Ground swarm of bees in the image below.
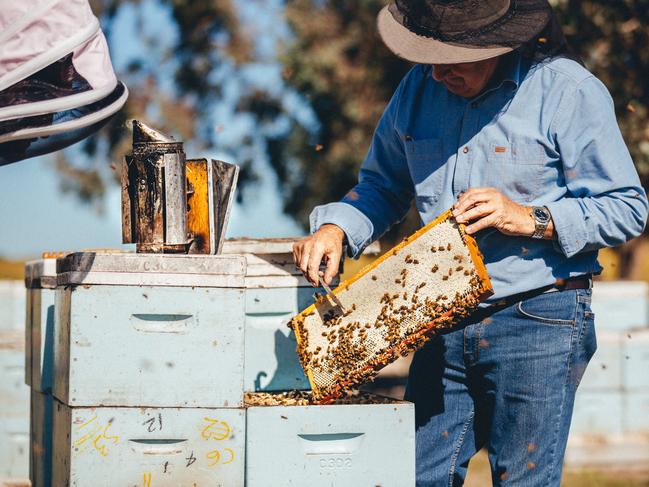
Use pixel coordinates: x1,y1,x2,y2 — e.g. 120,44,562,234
289,211,493,402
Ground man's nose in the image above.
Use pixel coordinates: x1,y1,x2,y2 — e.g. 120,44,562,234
432,65,452,81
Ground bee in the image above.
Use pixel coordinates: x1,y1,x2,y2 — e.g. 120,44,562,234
431,246,437,253
442,275,449,281
413,259,419,265
447,243,452,251
371,275,377,281
431,265,439,273
456,266,464,272
438,245,445,251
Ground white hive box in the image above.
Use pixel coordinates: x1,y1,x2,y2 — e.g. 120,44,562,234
30,390,54,487
24,257,58,391
52,400,245,487
578,331,624,391
245,395,415,487
565,434,649,469
222,238,324,392
0,330,29,482
625,391,649,433
591,281,649,331
622,329,649,391
0,417,29,482
0,280,25,331
570,390,623,436
53,252,247,407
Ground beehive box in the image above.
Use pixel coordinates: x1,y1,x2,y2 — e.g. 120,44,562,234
24,257,58,391
30,390,54,487
291,210,492,401
591,281,649,331
53,252,247,407
0,416,29,481
625,391,649,432
565,435,649,469
244,392,415,487
570,390,624,436
578,331,624,391
0,330,29,481
52,400,245,487
623,329,649,391
0,280,25,331
222,238,337,392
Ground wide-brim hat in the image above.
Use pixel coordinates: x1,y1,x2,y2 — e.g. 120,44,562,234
378,0,553,65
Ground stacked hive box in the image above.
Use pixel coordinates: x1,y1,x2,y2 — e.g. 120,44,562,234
50,252,248,486
222,238,316,392
24,257,60,487
35,242,414,486
221,239,415,487
0,279,29,483
566,281,649,468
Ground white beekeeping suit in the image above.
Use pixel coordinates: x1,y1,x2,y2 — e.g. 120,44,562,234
0,0,128,165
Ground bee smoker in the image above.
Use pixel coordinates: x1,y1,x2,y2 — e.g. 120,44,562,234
121,121,189,253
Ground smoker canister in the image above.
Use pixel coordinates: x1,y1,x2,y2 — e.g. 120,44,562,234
121,121,189,253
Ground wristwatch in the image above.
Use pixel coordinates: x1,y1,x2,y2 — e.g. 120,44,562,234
531,206,551,239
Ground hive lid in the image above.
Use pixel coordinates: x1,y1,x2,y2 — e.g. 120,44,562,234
222,238,381,256
57,252,246,288
222,237,301,255
24,256,59,289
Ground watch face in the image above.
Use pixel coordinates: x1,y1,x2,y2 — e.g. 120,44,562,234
533,207,551,224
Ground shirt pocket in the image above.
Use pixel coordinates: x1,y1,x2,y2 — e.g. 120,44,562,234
404,138,445,212
483,140,545,203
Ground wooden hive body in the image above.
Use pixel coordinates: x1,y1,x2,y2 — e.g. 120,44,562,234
291,210,493,401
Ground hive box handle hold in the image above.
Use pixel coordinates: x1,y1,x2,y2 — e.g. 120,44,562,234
298,433,365,455
129,438,188,455
130,313,194,334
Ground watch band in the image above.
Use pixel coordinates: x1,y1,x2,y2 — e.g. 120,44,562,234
531,206,551,239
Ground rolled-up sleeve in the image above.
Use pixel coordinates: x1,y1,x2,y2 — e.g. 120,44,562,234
546,75,648,258
310,73,415,258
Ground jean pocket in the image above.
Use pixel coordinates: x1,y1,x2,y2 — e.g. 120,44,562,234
516,290,578,326
405,138,444,204
483,140,545,203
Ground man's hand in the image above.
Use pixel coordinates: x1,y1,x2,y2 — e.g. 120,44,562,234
452,187,538,237
293,224,345,286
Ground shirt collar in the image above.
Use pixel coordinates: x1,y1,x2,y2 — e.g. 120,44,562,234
470,50,524,103
499,49,524,88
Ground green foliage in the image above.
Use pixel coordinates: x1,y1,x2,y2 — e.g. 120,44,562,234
58,0,251,208
552,0,649,182
275,0,412,229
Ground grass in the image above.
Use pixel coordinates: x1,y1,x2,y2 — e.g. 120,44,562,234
465,450,649,487
0,258,25,280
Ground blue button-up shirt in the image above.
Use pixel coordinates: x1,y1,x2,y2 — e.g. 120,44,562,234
310,52,648,301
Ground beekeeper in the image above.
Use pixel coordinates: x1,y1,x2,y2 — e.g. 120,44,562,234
293,1,648,485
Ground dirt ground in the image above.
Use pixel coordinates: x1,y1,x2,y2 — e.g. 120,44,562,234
465,450,649,487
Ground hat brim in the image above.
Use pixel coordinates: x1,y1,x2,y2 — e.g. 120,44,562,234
377,3,548,64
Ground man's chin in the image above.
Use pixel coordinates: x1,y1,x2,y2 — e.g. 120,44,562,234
445,83,473,98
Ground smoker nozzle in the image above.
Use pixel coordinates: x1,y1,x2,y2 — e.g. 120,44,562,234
131,120,176,144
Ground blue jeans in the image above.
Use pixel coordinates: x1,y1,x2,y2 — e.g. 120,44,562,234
405,288,596,486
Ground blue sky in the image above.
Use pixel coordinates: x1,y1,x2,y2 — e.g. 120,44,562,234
0,0,306,260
